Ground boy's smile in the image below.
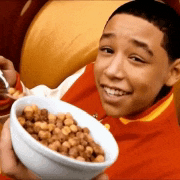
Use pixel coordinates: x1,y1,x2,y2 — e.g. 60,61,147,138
94,14,172,118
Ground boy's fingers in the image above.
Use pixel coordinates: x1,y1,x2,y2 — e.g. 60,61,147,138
0,119,40,180
0,56,9,69
0,119,19,173
92,172,109,180
0,56,14,70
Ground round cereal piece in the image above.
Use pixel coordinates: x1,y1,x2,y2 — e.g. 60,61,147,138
62,141,71,149
40,122,48,130
70,124,78,133
64,118,74,126
48,143,58,151
48,114,57,124
73,137,80,145
80,139,88,147
34,113,41,122
69,147,79,158
93,145,104,156
68,138,78,147
68,132,76,138
41,109,48,116
26,127,34,134
77,144,85,152
86,146,93,154
56,121,63,129
85,146,93,158
38,130,51,140
62,126,71,136
84,133,93,143
58,132,68,142
53,140,61,149
89,141,97,148
31,104,39,114
53,127,61,135
48,141,60,152
18,116,26,126
31,134,39,141
76,132,84,139
12,90,20,98
48,134,58,144
76,126,83,132
33,122,41,133
25,113,34,121
48,124,55,132
82,127,90,134
8,87,16,95
93,155,105,162
90,155,95,162
76,156,85,162
24,106,34,114
65,112,73,119
57,113,66,121
40,140,48,147
59,145,69,153
40,114,48,122
79,151,88,161
25,121,34,127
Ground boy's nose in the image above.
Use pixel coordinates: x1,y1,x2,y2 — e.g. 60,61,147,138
104,55,125,79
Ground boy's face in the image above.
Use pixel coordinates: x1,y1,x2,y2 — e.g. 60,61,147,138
94,14,172,118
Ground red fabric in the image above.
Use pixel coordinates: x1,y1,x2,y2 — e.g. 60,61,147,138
61,63,180,179
61,64,106,121
0,73,22,107
0,174,11,180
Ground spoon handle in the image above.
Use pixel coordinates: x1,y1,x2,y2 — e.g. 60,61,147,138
0,70,9,93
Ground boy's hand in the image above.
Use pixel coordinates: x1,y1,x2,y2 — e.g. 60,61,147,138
0,56,17,87
0,119,40,180
0,119,108,180
92,172,109,180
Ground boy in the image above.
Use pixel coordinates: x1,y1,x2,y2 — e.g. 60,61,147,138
1,0,180,179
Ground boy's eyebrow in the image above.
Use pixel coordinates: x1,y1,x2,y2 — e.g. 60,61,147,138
130,39,154,57
100,33,115,41
100,33,154,57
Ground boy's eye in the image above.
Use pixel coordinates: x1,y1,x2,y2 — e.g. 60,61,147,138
130,56,145,63
99,47,114,54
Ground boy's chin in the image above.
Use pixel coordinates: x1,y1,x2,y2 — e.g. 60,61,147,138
103,107,123,118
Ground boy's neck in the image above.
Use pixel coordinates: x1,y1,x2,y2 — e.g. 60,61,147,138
154,85,172,104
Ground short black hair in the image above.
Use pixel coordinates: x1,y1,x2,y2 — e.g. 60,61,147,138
106,0,180,62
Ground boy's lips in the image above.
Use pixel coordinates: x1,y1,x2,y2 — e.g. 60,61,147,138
100,84,132,102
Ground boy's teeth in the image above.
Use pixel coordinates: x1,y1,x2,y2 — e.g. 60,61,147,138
104,86,127,96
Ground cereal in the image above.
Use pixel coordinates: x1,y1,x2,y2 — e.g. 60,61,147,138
8,87,25,99
76,156,85,162
17,105,105,163
64,118,74,126
18,117,26,126
70,124,78,133
48,124,56,132
62,126,71,135
48,114,56,124
8,87,16,95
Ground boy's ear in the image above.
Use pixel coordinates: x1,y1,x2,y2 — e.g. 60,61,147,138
165,58,180,86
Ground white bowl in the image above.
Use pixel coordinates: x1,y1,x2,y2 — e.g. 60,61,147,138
10,96,119,180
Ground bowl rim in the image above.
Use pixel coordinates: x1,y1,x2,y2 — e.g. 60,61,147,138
10,95,119,170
